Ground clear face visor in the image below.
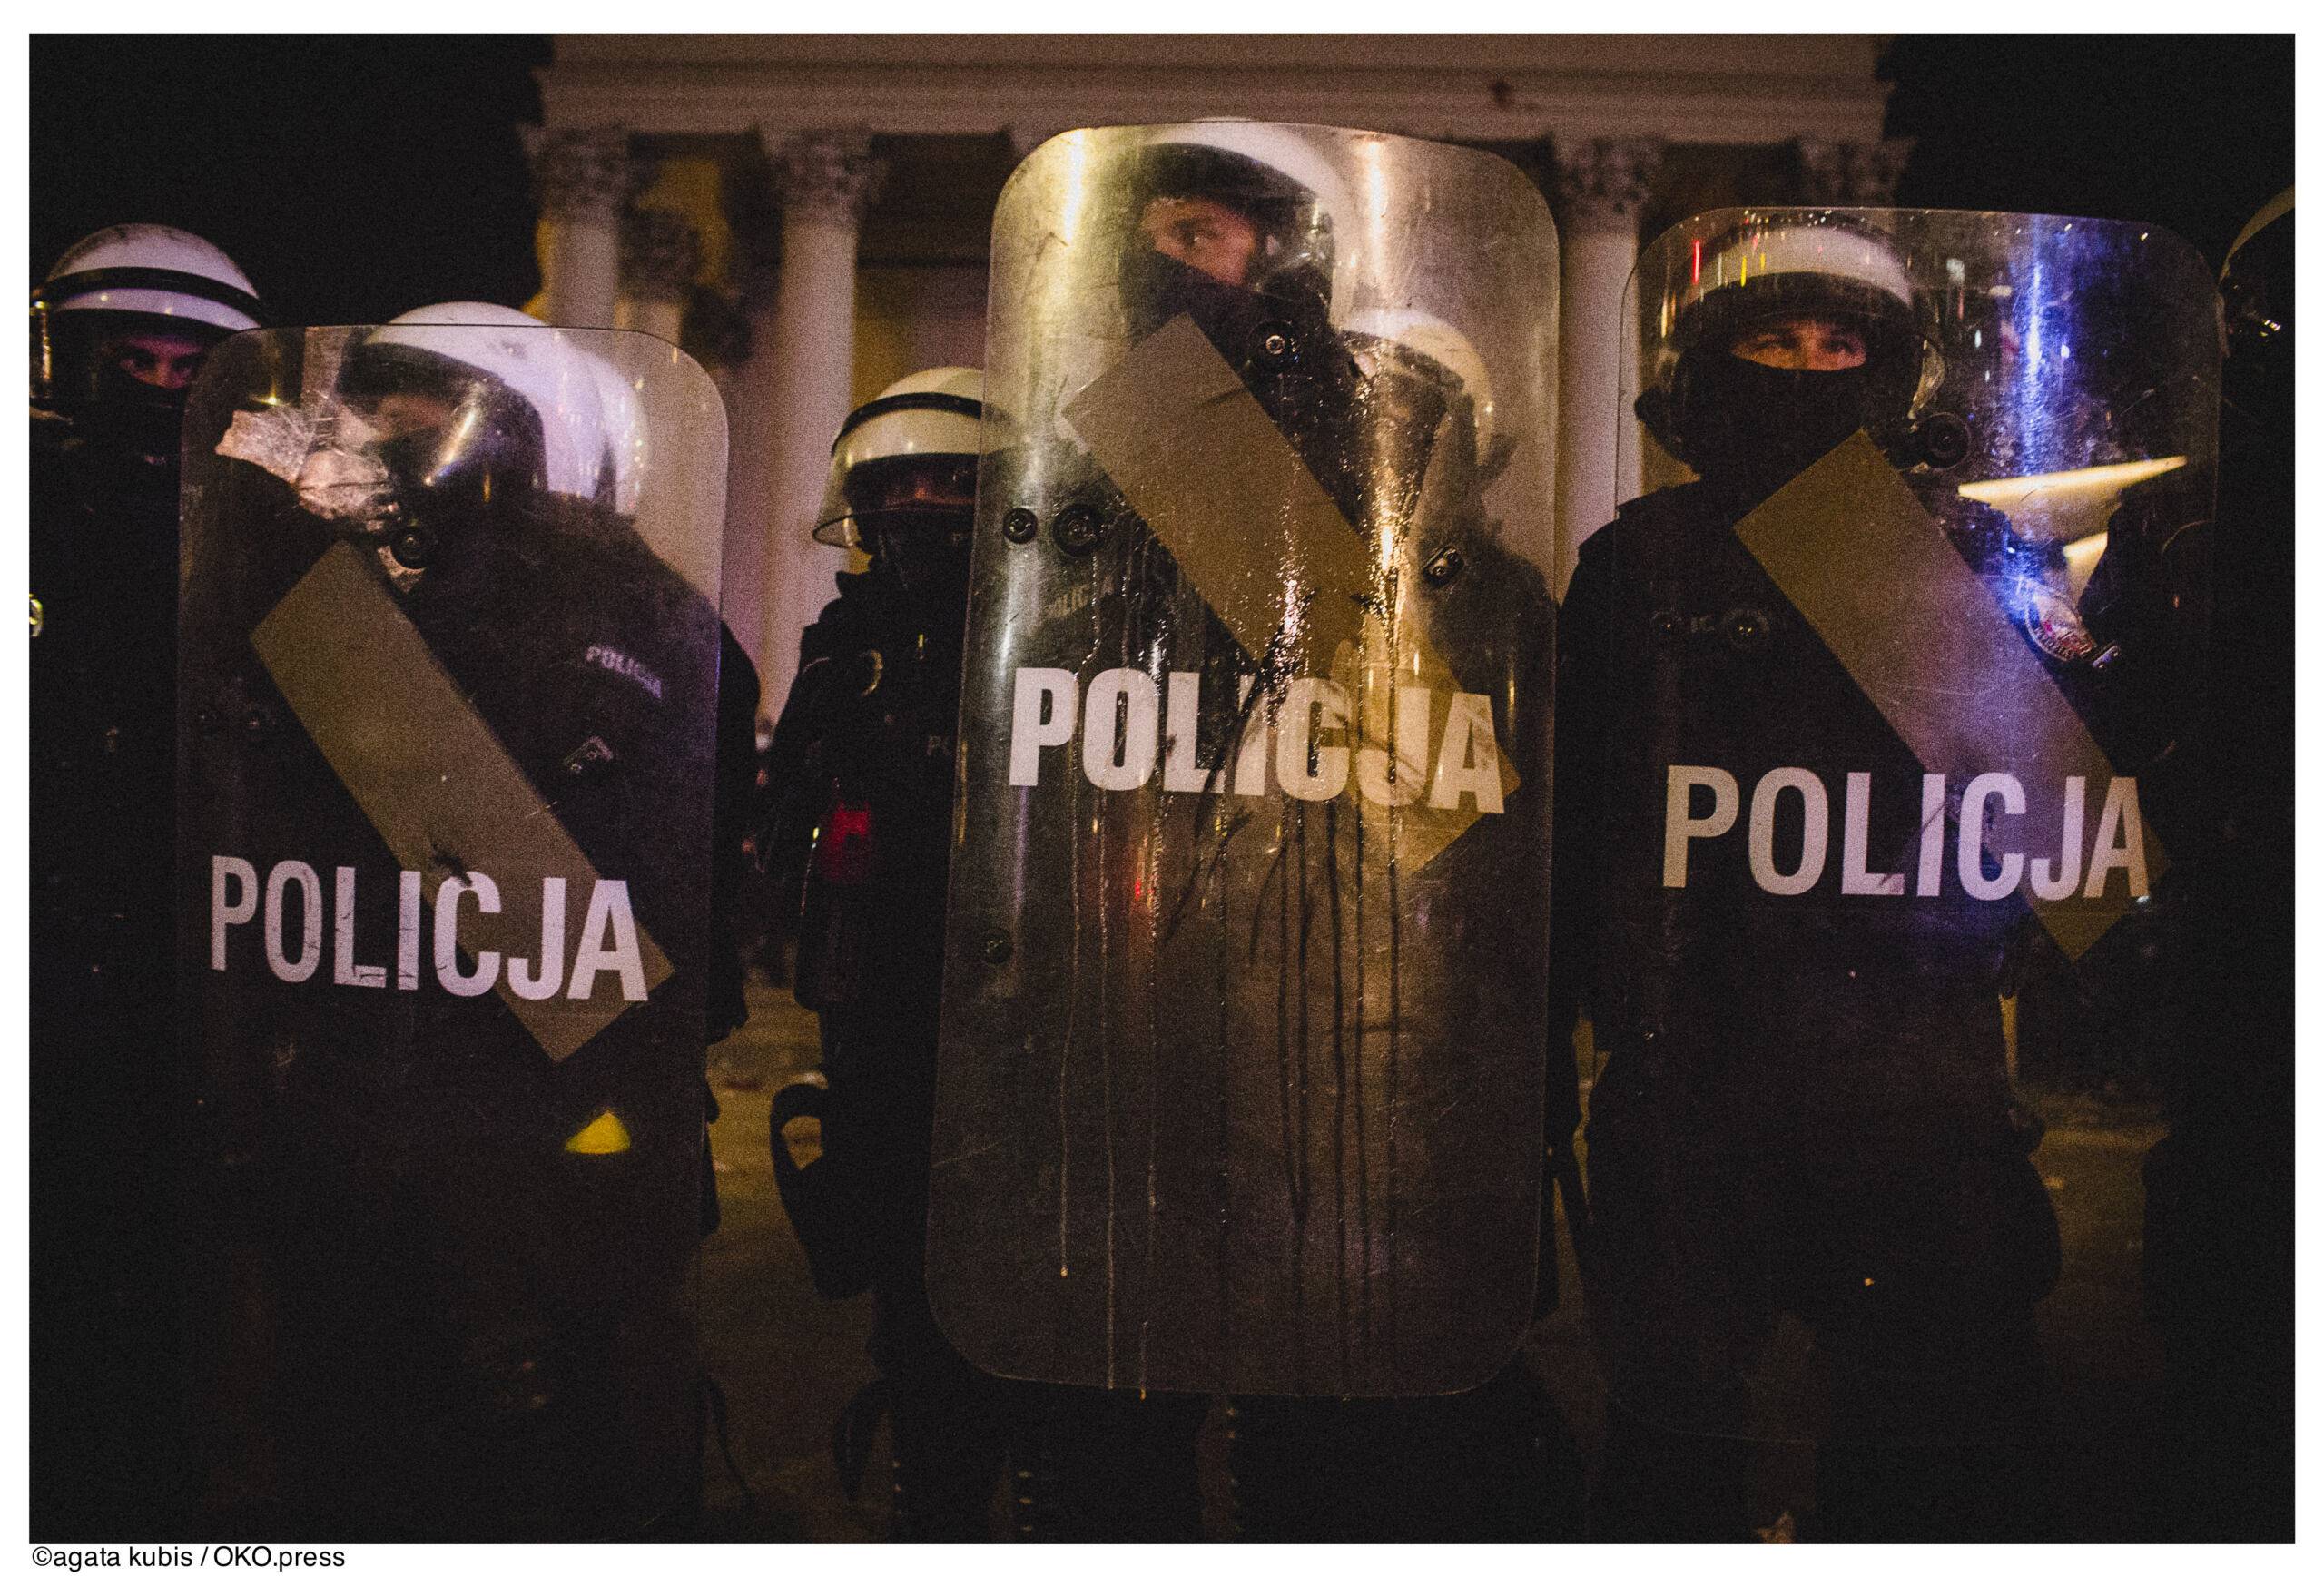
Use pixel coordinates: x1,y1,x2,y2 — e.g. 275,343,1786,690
31,307,236,407
336,343,544,498
815,446,980,547
1110,133,1346,314
848,452,979,517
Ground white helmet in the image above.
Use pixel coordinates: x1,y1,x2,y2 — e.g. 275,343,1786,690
350,302,614,504
35,223,262,332
1639,213,1944,470
31,224,264,429
814,366,984,549
1344,306,1498,468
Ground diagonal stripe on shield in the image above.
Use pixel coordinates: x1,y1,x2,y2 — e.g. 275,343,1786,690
1734,432,2168,961
251,538,673,1061
1064,314,1520,872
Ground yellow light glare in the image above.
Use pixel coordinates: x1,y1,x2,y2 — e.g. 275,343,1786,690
1958,456,2189,544
565,1109,633,1155
1957,454,2187,506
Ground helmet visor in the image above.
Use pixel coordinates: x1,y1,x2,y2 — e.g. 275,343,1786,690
815,450,979,547
32,307,235,407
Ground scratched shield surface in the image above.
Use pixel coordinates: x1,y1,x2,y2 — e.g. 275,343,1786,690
1573,210,2218,1442
175,324,727,1533
930,124,1561,1396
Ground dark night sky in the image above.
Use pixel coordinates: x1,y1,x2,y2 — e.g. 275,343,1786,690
31,34,551,327
1882,34,2295,266
29,34,2295,322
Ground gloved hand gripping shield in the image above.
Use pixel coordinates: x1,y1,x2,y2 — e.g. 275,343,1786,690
175,320,727,1535
1566,210,2219,1445
931,123,1561,1397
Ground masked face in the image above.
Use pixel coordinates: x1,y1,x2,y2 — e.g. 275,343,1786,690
1118,182,1342,352
34,310,238,507
862,511,974,604
847,453,977,606
1640,309,1907,493
106,329,213,392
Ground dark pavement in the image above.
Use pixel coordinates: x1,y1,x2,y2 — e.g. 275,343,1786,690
695,981,2180,1541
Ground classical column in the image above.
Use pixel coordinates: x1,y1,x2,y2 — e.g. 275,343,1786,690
1550,136,1662,595
615,206,702,347
717,242,783,685
1794,137,1916,206
751,129,886,714
526,126,632,330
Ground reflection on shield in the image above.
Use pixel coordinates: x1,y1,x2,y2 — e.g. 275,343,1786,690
930,123,1561,1397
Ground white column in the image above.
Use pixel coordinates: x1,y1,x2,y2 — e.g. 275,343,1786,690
615,206,701,348
1550,137,1662,598
1794,137,1915,206
717,250,784,694
526,126,631,330
752,129,886,714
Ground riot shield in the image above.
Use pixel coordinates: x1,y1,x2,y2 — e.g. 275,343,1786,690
175,322,727,1537
1567,209,2217,1468
930,123,1561,1396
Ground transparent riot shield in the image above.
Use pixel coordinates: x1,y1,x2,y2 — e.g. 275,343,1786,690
930,123,1561,1396
1567,209,2217,1470
175,323,727,1537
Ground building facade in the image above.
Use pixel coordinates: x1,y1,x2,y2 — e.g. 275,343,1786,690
529,34,1905,710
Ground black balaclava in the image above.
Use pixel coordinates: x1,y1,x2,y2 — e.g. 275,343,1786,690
1648,350,1889,497
1118,242,1335,355
32,309,236,512
845,453,977,637
861,510,974,632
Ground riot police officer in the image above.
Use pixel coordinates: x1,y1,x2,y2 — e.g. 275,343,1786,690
179,302,737,1537
30,223,265,1537
927,123,1571,1540
1557,214,2076,1542
1107,130,1574,1538
765,368,1026,1540
2139,190,2293,1540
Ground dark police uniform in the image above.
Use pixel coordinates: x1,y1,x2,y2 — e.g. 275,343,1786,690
2138,196,2292,1541
1556,468,2076,1541
29,403,195,1536
766,564,1035,1540
182,420,743,1539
